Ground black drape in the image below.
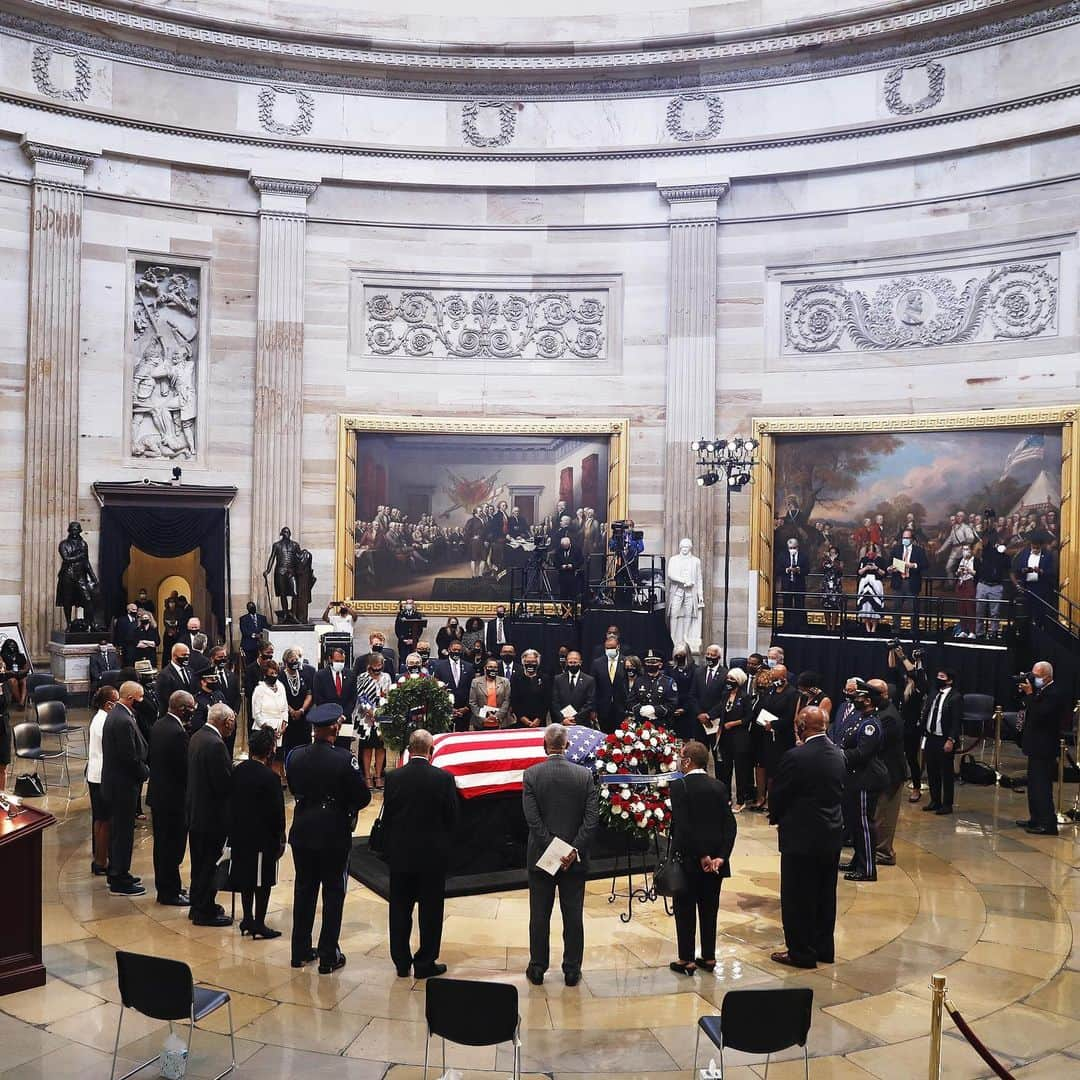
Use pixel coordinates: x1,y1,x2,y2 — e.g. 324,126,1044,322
99,505,227,636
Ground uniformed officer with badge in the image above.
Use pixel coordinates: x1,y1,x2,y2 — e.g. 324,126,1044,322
626,648,679,724
286,703,371,973
833,679,887,882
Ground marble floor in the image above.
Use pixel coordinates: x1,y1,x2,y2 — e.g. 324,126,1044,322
4,739,1079,1079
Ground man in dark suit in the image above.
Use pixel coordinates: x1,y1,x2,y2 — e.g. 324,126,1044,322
522,724,599,986
313,647,358,718
763,664,800,763
101,680,150,896
668,740,737,971
769,705,847,969
589,635,628,734
1011,532,1057,627
175,616,201,650
156,643,197,714
113,604,141,665
431,641,474,731
688,644,727,747
777,538,808,631
888,528,927,635
496,643,523,682
394,599,425,661
1017,661,1069,835
239,601,269,665
187,632,211,678
245,642,275,713
485,605,510,655
89,640,122,695
208,646,241,713
382,728,460,978
869,678,907,866
921,667,963,815
354,631,397,681
186,702,235,926
550,650,595,726
149,690,194,905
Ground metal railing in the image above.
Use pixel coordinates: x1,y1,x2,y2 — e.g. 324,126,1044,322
928,973,1015,1079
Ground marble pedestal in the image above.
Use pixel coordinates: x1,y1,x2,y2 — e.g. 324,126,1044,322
46,640,96,700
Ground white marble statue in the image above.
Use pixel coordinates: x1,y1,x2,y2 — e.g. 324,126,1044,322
667,537,704,655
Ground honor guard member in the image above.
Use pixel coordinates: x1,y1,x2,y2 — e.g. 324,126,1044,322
626,648,679,725
834,679,888,882
286,703,371,974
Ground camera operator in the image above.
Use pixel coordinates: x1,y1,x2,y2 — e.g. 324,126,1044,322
888,643,928,802
609,519,645,582
1016,661,1069,835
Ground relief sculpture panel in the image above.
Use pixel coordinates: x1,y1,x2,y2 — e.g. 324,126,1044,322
129,262,202,458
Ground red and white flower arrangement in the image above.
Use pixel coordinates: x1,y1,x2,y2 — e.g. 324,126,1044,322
594,718,680,839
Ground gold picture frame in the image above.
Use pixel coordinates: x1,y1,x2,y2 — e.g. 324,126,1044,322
749,406,1080,622
335,414,631,614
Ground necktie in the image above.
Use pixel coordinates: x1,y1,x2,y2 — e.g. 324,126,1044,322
930,692,944,735
497,620,504,643
451,661,459,684
609,659,616,681
706,668,713,685
335,672,342,695
791,551,796,567
571,674,577,689
180,666,188,686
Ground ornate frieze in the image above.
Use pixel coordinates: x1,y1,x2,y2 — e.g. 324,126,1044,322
782,259,1059,354
884,61,946,115
257,86,315,136
31,44,90,101
129,263,202,458
665,93,724,142
462,101,517,147
364,286,607,360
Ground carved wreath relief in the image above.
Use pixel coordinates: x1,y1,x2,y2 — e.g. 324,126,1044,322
130,263,201,458
31,45,91,102
365,288,606,359
665,93,725,141
784,262,1058,353
461,101,517,147
883,61,946,115
257,86,315,136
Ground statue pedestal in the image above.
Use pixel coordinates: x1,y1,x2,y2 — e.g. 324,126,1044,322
267,623,330,664
46,634,97,702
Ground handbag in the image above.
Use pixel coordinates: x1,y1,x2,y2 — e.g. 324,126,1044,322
368,804,387,858
654,849,689,898
13,773,46,798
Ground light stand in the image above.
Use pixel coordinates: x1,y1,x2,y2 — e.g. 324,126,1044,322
691,437,759,662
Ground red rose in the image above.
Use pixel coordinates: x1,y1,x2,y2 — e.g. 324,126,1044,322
605,734,619,745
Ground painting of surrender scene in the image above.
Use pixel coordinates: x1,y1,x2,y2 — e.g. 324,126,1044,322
772,426,1063,593
352,432,611,602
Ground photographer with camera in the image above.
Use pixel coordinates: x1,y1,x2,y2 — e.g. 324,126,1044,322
1016,661,1069,835
888,643,928,802
609,519,645,582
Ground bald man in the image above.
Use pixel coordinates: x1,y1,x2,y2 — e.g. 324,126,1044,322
768,706,847,969
101,680,150,896
1017,661,1069,835
148,690,195,905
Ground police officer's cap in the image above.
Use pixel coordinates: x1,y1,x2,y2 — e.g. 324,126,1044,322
643,648,664,661
849,678,871,694
309,703,344,727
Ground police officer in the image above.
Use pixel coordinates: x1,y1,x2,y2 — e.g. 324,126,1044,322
286,703,371,973
626,648,678,724
834,679,887,882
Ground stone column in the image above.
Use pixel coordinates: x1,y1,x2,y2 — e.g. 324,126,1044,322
21,141,96,659
249,177,318,606
658,181,730,650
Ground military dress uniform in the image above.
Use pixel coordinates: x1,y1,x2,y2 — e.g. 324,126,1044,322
833,689,887,882
626,650,679,724
286,704,371,973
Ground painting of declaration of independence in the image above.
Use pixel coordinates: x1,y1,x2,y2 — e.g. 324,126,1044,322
352,433,610,602
772,425,1063,591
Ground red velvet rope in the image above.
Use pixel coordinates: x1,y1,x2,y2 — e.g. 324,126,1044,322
944,1002,1016,1080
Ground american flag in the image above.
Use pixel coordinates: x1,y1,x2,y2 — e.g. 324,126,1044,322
423,726,605,799
1001,433,1044,480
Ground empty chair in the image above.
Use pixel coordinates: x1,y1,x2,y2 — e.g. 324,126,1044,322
98,668,125,691
35,698,87,786
13,722,66,793
961,692,995,740
112,951,235,1080
25,672,56,706
694,987,813,1078
32,682,69,723
423,977,521,1080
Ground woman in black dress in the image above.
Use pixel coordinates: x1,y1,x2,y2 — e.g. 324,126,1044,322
1,637,28,709
279,647,313,761
747,667,774,812
160,597,181,664
435,617,463,658
717,667,754,810
229,727,286,939
820,546,844,632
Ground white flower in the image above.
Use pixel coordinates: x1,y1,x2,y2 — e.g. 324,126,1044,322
606,762,617,773
446,692,455,702
620,810,629,819
628,757,638,767
599,786,610,799
397,676,405,685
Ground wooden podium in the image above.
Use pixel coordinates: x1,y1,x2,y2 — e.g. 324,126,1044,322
0,802,56,995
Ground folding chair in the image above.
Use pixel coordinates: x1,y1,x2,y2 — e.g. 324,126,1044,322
423,976,521,1079
13,722,66,792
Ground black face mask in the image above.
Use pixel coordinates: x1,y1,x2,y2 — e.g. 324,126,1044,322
178,656,189,667
566,663,581,674
501,656,515,665
705,657,720,667
287,660,299,670
524,665,538,675
673,656,686,666
371,644,383,652
419,651,430,660
449,652,462,662
486,669,498,678
246,605,256,614
407,666,421,674
264,676,277,685
724,680,738,690
644,664,662,676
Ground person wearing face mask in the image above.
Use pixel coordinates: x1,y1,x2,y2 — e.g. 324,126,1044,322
778,538,808,631
888,529,927,636
589,635,629,734
354,631,397,681
245,643,275,716
251,660,289,749
155,643,196,712
435,617,463,658
415,640,436,675
745,653,765,678
469,658,512,729
954,544,978,638
1016,661,1068,835
148,690,195,907
485,605,510,655
626,650,677,724
314,647,358,729
395,598,426,661
240,600,269,665
355,654,392,789
689,644,727,749
89,638,122,696
746,667,776,811
759,666,800,782
868,677,907,866
920,668,963,815
497,645,522,682
131,610,160,667
280,647,314,760
766,646,784,670
511,649,550,728
668,647,697,739
717,667,754,808
556,536,584,616
433,642,475,731
833,679,887,882
191,667,225,735
975,533,1010,639
1010,529,1057,628
550,650,596,726
114,603,142,665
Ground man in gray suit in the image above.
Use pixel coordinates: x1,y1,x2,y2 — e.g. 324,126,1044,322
522,724,599,986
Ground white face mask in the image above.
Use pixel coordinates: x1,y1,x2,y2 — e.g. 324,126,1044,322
1033,676,1045,689
767,658,778,669
997,545,1006,554
605,648,618,659
902,538,912,547
331,661,344,673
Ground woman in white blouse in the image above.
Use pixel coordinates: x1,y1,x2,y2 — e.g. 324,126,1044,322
86,684,119,876
250,659,289,747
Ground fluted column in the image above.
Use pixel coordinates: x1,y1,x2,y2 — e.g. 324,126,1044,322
659,181,730,649
249,177,317,604
21,141,96,659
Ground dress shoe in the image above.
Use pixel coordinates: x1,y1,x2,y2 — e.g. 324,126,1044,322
525,965,544,985
109,880,147,896
395,964,412,978
318,951,347,975
91,861,108,876
837,862,854,873
1015,819,1034,828
250,924,281,940
414,962,447,979
770,951,816,969
875,855,896,866
564,971,581,986
291,949,318,968
844,871,877,881
1025,825,1059,836
192,913,232,927
238,918,255,936
935,806,953,815
921,803,941,812
157,895,190,907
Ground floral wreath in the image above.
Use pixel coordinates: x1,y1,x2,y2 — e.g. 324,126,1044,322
595,717,681,839
375,672,454,752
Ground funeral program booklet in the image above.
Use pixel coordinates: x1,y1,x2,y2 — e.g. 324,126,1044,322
536,837,574,876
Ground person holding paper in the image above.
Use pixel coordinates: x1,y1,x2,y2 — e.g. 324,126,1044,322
668,740,737,975
887,529,927,635
469,659,512,729
689,644,728,754
856,545,887,634
1010,530,1056,627
510,649,551,727
522,724,599,986
550,651,596,726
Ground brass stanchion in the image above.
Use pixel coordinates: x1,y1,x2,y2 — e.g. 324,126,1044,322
1056,738,1068,826
991,704,1003,779
928,973,947,1080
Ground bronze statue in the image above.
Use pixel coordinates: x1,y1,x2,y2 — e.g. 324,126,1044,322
264,526,303,624
295,547,316,624
56,521,102,627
